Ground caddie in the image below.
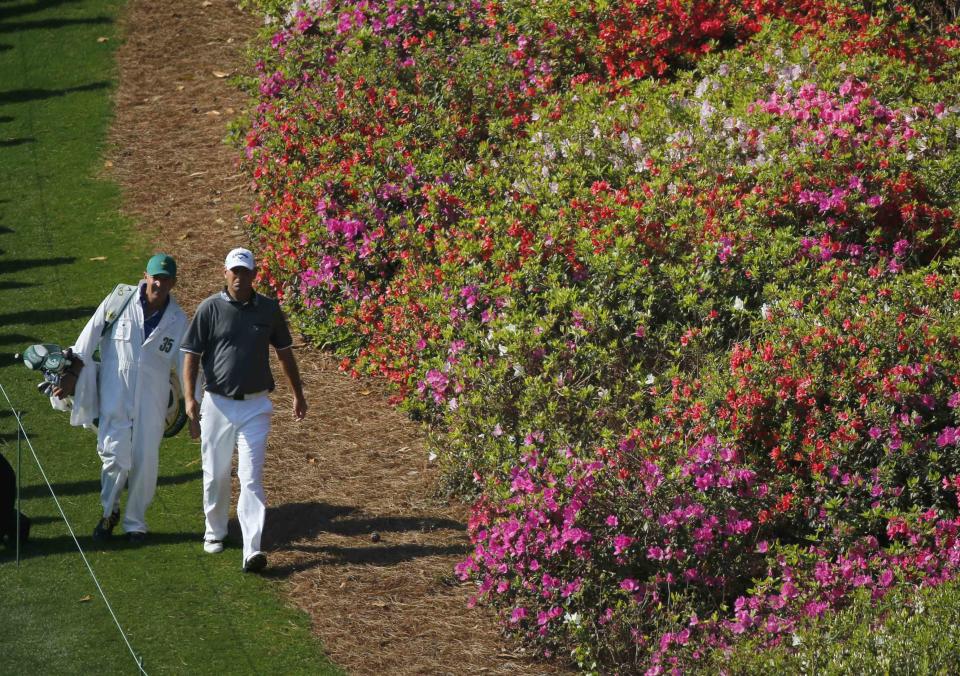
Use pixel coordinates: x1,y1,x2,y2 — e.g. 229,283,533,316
54,253,188,543
181,247,307,573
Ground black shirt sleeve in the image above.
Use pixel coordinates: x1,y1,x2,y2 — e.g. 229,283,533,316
270,303,294,350
181,298,213,354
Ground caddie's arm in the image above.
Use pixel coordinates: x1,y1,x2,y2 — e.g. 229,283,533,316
53,293,110,399
276,346,307,420
51,352,84,399
183,351,202,439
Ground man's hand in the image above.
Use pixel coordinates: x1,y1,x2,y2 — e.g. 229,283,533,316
293,394,308,420
51,372,77,399
52,349,84,399
276,345,307,420
185,397,201,439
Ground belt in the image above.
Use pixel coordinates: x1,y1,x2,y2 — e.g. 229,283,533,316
232,390,269,401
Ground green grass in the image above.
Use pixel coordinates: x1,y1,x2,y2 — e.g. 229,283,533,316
0,1,338,673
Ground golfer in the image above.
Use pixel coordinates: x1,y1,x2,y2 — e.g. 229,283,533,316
181,247,307,573
55,253,188,543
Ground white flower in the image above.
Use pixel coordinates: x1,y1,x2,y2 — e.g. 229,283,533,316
695,77,711,99
733,297,746,311
448,398,458,411
564,612,582,626
699,100,716,127
645,374,655,385
498,344,509,356
761,303,771,320
428,452,437,462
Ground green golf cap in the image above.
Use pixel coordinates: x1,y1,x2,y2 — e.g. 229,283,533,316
146,253,177,278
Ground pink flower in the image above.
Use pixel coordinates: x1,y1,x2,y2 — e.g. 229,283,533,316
613,534,634,555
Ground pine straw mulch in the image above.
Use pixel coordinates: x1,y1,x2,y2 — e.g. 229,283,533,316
106,1,569,674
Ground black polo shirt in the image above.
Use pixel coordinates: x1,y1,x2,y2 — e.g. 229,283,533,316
181,289,293,398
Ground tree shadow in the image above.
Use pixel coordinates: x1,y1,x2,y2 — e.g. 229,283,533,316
16,514,57,525
0,81,109,105
0,115,13,123
0,306,96,327
0,16,112,35
262,543,471,578
0,334,41,350
0,137,32,148
0,45,11,54
0,256,75,274
0,226,13,234
254,501,469,577
0,529,199,561
0,281,37,291
0,0,82,22
19,470,201,499
0,431,28,444
261,501,465,549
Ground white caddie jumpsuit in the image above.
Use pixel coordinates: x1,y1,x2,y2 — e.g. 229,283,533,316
70,282,188,534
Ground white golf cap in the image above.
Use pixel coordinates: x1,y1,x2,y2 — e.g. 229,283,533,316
224,247,255,271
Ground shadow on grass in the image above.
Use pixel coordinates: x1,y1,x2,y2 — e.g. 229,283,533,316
0,281,36,291
0,137,32,147
0,306,96,326
0,333,41,346
0,16,112,35
0,81,109,105
0,116,12,124
0,256,75,274
0,0,83,22
0,225,13,234
0,45,11,54
0,529,200,561
16,514,58,526
19,470,201,499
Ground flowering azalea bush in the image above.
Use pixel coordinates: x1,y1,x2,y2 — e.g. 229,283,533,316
237,0,960,671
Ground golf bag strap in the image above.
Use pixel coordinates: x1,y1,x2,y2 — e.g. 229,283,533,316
100,283,138,337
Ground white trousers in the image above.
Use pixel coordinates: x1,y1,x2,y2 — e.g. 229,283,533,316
98,418,159,534
200,392,272,564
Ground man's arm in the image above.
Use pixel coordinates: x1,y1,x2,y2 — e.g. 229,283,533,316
275,346,307,420
183,351,202,438
51,292,111,399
